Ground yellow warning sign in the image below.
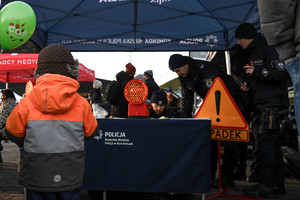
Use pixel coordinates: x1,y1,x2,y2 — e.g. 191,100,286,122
194,77,249,142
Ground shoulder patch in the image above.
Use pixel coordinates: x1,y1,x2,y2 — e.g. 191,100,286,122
271,60,285,71
262,69,269,77
204,77,214,88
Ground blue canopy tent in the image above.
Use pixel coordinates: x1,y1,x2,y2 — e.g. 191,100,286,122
1,0,259,74
1,0,259,52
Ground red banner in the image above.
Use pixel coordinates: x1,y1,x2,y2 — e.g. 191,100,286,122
0,53,95,83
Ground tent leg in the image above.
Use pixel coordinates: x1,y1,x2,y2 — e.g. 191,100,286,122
225,51,231,75
103,191,107,200
5,82,8,89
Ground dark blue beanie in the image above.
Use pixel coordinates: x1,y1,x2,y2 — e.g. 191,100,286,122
150,90,167,105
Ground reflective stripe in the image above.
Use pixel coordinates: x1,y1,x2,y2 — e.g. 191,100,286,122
24,120,84,153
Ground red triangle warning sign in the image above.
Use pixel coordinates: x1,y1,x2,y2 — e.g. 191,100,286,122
195,77,247,130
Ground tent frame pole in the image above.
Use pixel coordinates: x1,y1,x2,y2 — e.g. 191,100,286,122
225,51,231,75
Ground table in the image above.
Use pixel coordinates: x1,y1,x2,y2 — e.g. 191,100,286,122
82,118,211,194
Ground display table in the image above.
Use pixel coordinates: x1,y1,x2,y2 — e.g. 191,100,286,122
82,118,211,193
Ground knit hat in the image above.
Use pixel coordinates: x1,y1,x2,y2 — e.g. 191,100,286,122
35,43,79,80
150,90,167,105
125,63,136,74
166,86,173,93
144,70,153,78
93,79,102,89
235,23,257,39
169,54,188,70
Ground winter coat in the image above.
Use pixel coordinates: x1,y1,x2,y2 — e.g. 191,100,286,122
91,88,103,104
110,71,132,118
0,98,16,139
243,35,289,108
180,58,242,117
257,0,300,60
5,74,99,192
145,77,160,100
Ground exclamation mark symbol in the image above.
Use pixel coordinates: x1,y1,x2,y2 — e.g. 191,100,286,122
215,90,221,122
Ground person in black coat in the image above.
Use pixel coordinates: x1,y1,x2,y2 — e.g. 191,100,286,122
169,54,244,118
149,90,180,119
110,71,133,118
168,54,245,188
0,89,17,163
143,70,160,100
235,23,289,198
90,79,103,105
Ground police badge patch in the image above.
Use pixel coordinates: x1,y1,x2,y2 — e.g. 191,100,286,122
262,69,269,77
204,77,213,88
271,60,285,71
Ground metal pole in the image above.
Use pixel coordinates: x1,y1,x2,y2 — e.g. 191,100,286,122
225,51,231,75
103,191,107,200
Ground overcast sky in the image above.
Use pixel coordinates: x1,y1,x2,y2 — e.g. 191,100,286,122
71,51,189,85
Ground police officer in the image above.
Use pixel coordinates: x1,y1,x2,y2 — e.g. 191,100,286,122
235,23,289,198
168,54,244,188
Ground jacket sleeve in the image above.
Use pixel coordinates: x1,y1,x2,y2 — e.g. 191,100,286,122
4,104,26,147
257,0,297,60
252,45,289,82
83,101,99,140
181,82,194,118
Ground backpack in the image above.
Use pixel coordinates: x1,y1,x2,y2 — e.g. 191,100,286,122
104,81,122,105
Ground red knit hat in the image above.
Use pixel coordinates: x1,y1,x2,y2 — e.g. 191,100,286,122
125,63,136,74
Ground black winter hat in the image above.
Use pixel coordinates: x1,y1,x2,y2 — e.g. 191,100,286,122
235,23,257,39
35,43,79,80
150,90,167,105
169,54,188,70
144,70,153,78
1,89,16,100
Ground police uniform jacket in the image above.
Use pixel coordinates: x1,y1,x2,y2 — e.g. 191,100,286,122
149,107,180,119
5,74,99,192
243,34,289,108
180,58,242,117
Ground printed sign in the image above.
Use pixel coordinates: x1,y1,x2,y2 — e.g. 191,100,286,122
83,118,211,193
194,77,249,142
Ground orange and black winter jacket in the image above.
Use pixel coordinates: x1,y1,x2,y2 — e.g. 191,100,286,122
5,74,99,192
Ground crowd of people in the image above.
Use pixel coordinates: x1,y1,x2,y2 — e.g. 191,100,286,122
88,22,295,199
0,18,298,200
